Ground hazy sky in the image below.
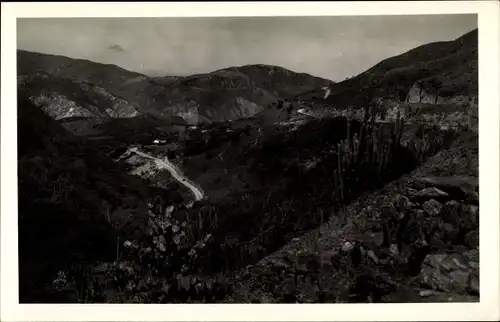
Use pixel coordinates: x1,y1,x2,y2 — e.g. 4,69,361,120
17,15,477,81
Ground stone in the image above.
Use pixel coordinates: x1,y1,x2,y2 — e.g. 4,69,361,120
366,249,380,264
389,244,400,258
419,289,435,297
463,249,479,270
414,176,478,192
419,252,475,294
422,199,443,216
468,274,479,295
464,230,479,249
153,235,167,252
414,187,449,198
439,253,470,272
392,194,415,211
464,204,479,224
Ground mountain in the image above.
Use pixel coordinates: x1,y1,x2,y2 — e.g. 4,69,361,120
18,72,140,120
297,28,478,109
17,50,335,124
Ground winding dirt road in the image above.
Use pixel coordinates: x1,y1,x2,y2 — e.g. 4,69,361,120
127,147,204,201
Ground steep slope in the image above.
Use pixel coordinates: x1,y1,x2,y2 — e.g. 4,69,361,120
18,72,140,120
17,97,159,302
297,28,478,109
221,64,335,98
17,50,334,123
17,49,147,95
121,69,279,123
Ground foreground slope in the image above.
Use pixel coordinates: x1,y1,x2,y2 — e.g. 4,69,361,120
17,97,159,302
227,132,479,303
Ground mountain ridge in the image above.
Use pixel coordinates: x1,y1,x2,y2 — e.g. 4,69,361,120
295,28,478,110
18,50,335,123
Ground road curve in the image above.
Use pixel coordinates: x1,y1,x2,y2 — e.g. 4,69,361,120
128,147,204,201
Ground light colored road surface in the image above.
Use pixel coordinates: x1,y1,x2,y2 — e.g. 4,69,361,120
128,147,204,201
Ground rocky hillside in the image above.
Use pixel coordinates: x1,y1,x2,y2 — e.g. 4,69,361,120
18,73,140,120
18,50,334,124
297,28,478,109
226,132,479,303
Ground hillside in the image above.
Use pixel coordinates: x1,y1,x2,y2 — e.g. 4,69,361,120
16,97,172,302
297,29,478,109
16,27,478,304
18,72,140,120
17,50,334,123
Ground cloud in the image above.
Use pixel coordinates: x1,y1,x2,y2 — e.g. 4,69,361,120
108,44,124,53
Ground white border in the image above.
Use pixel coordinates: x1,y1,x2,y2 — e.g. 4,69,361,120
1,1,499,321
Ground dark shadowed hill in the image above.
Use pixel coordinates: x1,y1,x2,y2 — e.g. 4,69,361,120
18,50,335,124
297,28,478,109
17,50,147,94
16,97,165,302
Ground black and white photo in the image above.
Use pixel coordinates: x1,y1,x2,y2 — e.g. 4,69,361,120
1,2,499,321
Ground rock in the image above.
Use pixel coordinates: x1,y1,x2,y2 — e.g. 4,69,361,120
125,280,136,292
118,262,135,276
463,249,479,263
153,235,167,252
419,289,435,297
419,252,475,294
440,252,470,271
464,229,479,249
414,176,478,192
177,275,191,291
468,274,479,295
389,244,399,258
342,241,356,253
422,199,443,216
392,194,415,211
366,249,380,264
413,187,449,198
464,204,479,224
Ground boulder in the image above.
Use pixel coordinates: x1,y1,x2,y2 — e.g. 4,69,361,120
412,187,449,198
418,251,479,295
422,199,443,216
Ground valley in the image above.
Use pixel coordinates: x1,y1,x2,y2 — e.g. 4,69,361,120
16,28,479,304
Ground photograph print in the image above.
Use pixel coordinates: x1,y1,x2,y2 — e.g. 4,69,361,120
16,14,479,304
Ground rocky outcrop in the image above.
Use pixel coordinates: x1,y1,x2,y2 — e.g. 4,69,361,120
407,82,444,104
19,73,140,121
225,133,479,303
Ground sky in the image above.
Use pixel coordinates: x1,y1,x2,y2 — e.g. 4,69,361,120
17,15,477,82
